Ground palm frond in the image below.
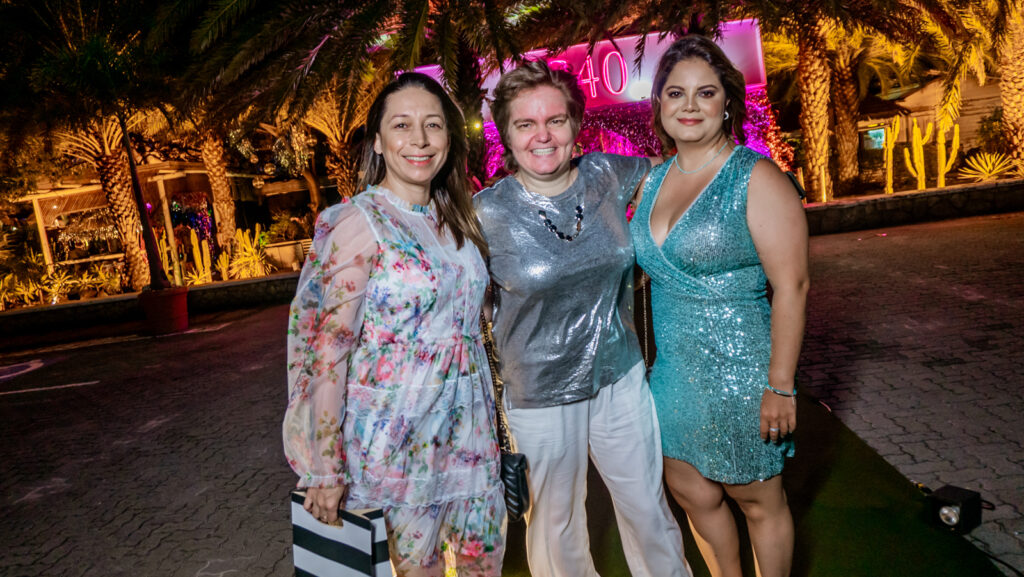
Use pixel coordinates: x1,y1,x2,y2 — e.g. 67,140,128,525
192,0,261,53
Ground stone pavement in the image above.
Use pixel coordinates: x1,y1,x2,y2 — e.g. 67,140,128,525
797,211,1024,574
0,212,1021,576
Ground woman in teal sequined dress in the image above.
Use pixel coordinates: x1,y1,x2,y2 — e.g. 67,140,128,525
629,36,809,577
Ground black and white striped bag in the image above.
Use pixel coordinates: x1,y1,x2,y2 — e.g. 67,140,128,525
290,490,392,577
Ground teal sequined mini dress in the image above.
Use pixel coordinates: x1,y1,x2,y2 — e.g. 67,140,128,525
630,146,793,484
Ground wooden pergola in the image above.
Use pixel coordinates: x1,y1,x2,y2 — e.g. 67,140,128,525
19,161,249,280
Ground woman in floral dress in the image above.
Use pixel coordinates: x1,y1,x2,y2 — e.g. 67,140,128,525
283,72,505,577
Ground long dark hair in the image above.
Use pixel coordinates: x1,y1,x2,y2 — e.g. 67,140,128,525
650,35,748,154
357,72,487,256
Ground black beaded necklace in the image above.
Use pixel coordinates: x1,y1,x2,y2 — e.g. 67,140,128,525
538,203,584,241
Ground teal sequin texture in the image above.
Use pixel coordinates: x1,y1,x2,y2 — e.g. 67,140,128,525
630,146,793,484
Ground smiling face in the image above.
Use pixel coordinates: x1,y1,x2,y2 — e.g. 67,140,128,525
374,86,450,201
505,84,578,186
658,58,729,147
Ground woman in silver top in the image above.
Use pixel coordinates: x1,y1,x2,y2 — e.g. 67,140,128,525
474,59,692,577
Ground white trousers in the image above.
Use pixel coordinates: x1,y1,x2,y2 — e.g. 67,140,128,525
506,361,692,577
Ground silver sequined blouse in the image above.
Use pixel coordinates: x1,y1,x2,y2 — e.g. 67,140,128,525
474,153,651,409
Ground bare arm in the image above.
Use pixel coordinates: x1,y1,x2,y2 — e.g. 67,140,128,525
632,156,665,206
747,159,809,442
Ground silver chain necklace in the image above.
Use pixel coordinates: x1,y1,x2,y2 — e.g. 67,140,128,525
674,140,729,174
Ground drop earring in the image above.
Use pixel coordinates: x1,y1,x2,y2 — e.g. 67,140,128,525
724,111,730,120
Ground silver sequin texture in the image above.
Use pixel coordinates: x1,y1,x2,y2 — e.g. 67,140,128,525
475,153,650,409
630,146,794,484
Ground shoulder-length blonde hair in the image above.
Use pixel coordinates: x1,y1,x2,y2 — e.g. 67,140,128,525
357,72,488,257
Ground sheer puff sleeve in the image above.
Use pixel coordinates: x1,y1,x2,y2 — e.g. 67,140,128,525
283,201,377,488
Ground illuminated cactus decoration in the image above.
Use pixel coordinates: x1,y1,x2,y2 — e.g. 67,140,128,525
158,232,173,280
935,122,960,188
884,116,901,195
903,118,933,190
191,229,213,284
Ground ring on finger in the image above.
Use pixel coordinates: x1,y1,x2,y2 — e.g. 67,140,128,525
769,427,780,432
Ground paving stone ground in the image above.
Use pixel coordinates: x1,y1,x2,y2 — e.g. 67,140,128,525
0,212,1021,576
798,211,1024,575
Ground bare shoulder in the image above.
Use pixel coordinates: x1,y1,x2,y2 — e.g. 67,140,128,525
749,159,801,204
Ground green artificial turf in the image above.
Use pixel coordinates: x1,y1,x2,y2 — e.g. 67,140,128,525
499,396,1002,576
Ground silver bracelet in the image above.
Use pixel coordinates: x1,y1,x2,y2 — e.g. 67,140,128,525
766,383,797,397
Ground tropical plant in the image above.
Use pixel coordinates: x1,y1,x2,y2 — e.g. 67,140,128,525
977,107,1010,154
303,72,386,199
229,226,273,279
0,273,16,310
190,230,213,285
41,269,75,304
903,118,934,190
158,231,174,282
256,121,324,211
73,268,102,298
0,0,172,291
91,263,124,295
215,251,231,282
55,117,152,290
127,103,239,250
958,151,1016,181
153,0,526,183
764,26,916,191
0,231,12,264
13,277,42,306
912,0,1021,166
998,1,1024,164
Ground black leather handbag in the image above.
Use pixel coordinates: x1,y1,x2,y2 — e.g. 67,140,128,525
480,312,530,522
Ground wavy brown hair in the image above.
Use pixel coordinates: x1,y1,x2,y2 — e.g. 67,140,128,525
357,72,487,256
490,59,586,173
651,35,747,155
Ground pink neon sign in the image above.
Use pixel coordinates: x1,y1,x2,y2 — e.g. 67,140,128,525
415,20,766,119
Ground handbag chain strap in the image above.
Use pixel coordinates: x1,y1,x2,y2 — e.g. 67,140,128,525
480,310,515,454
631,167,653,368
639,271,650,365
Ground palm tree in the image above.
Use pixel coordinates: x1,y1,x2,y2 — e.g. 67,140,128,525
0,0,171,290
153,0,525,184
829,25,916,189
56,118,152,290
764,27,915,191
1000,2,1024,164
199,129,238,249
747,0,968,201
303,68,386,199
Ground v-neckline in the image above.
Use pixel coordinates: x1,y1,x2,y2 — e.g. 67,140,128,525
647,147,738,250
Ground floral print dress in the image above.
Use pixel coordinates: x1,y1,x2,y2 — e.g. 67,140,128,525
283,186,504,574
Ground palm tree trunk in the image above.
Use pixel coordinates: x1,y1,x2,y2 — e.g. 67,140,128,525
95,151,149,291
116,111,169,290
797,16,834,202
832,53,860,191
200,133,237,249
326,140,359,199
453,37,487,186
1000,8,1024,165
302,167,323,212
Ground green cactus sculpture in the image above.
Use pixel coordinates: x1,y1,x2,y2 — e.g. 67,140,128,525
902,118,933,190
884,117,901,194
935,122,959,188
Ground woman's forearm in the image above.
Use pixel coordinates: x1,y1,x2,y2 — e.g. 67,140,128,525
767,279,809,392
